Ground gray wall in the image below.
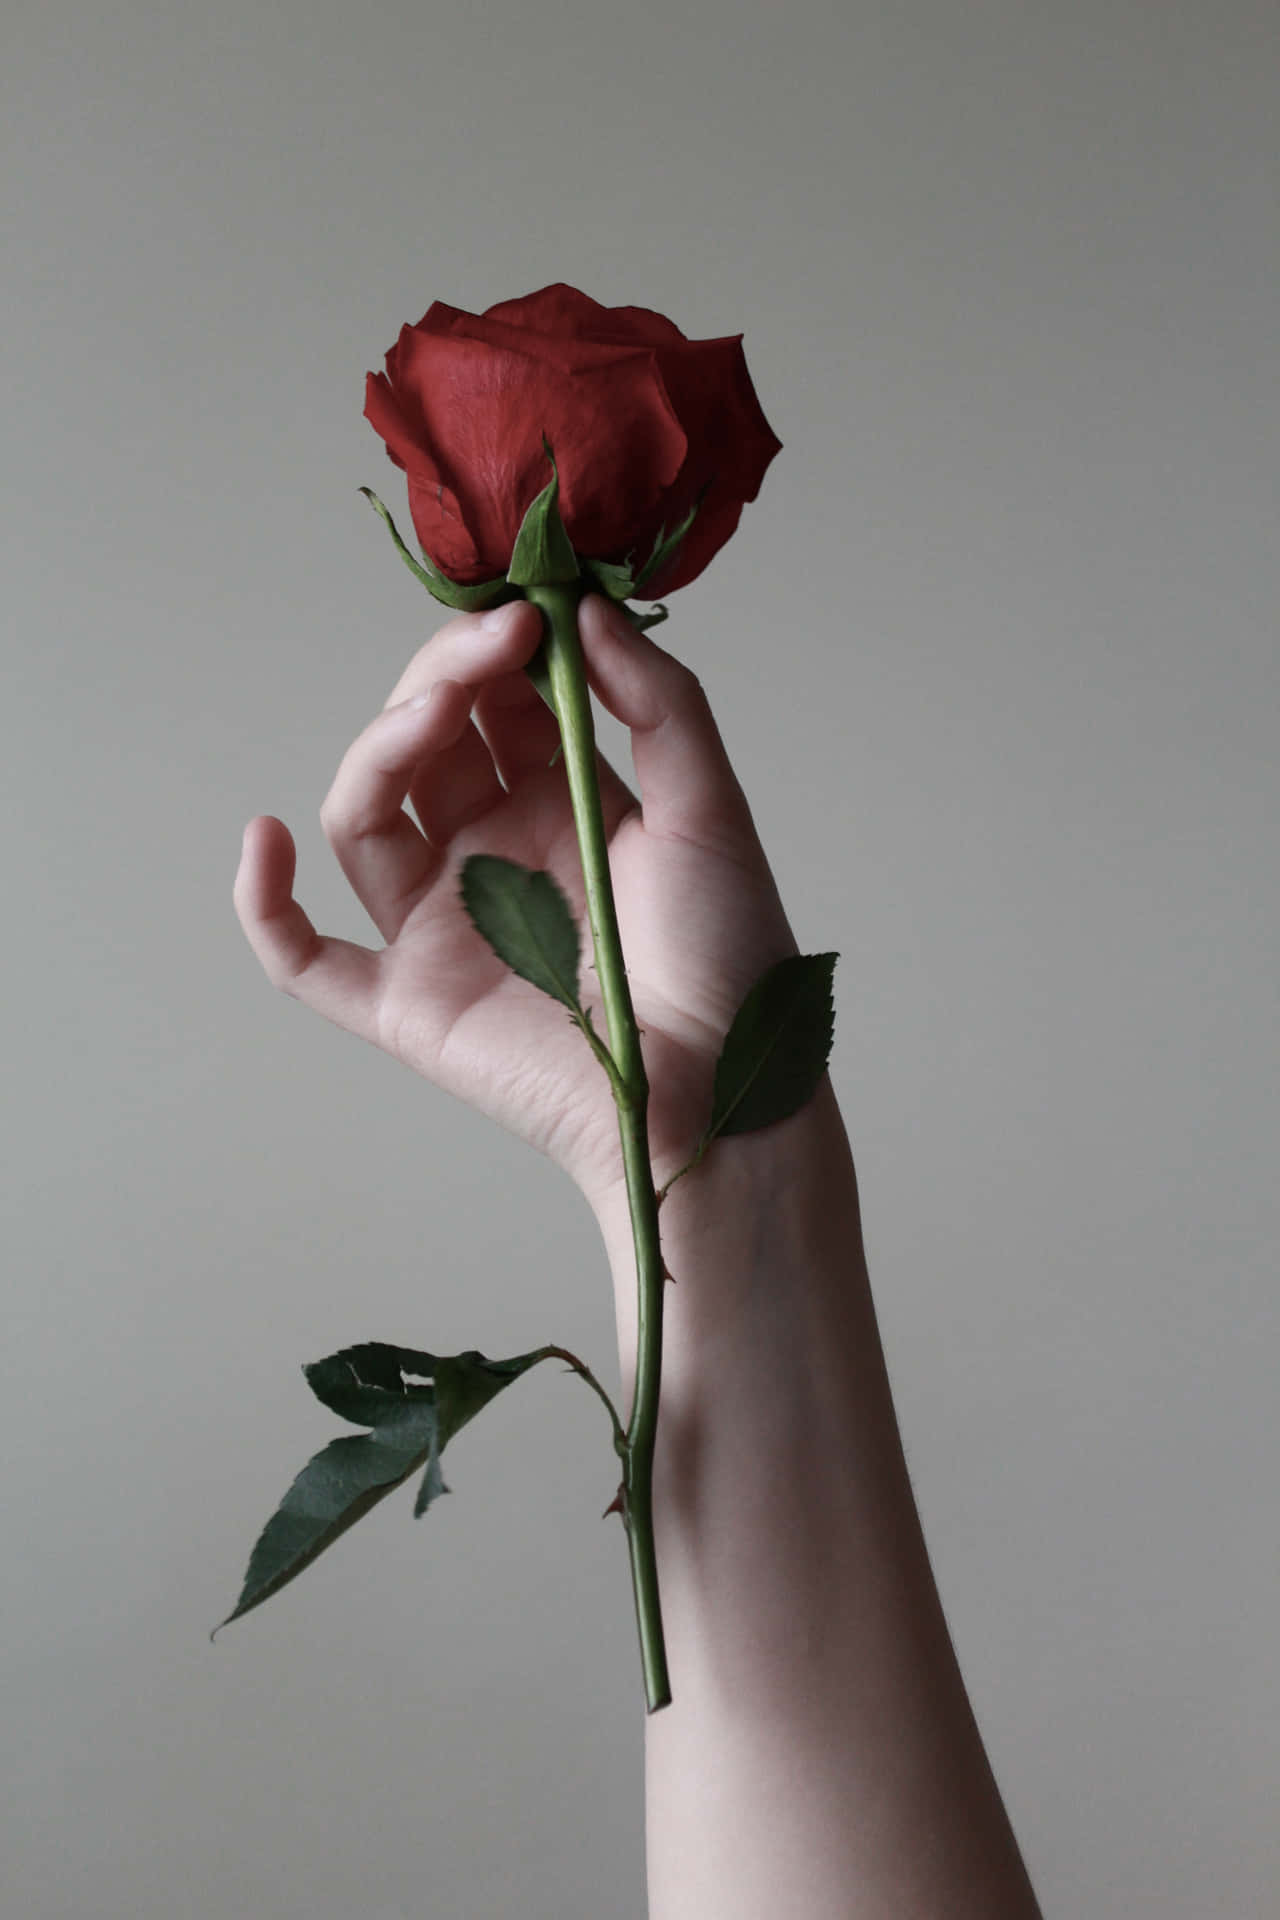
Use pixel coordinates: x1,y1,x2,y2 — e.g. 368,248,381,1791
6,2,1277,1914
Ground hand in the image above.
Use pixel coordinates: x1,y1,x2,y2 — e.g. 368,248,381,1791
234,594,796,1211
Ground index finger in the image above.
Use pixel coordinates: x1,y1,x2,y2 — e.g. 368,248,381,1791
382,599,544,707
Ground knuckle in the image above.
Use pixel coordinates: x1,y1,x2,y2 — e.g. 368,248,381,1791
256,935,298,994
666,656,707,711
267,947,309,999
385,638,437,703
318,785,353,843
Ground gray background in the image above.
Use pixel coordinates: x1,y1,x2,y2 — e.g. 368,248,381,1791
5,1,1277,1914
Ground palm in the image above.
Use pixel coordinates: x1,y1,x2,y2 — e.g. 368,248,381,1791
236,598,795,1211
377,751,793,1196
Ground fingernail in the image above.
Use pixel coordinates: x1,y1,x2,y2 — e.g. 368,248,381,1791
480,601,516,632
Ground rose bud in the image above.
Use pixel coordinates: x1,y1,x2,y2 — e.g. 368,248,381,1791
363,283,781,601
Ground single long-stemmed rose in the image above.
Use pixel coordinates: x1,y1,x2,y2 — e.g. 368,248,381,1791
222,286,836,1714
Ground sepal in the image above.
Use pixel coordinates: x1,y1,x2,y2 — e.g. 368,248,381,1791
506,440,580,587
631,492,704,595
582,555,638,600
360,488,512,612
626,604,669,633
580,493,702,606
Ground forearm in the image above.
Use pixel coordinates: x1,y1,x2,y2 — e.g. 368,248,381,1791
594,1085,1041,1919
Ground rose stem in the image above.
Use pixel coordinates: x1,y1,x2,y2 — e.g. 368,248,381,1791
527,580,671,1715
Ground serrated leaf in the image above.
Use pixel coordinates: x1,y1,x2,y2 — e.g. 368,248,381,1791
218,1343,553,1631
304,1341,438,1425
218,1427,432,1628
360,489,511,612
417,1347,558,1516
506,440,579,587
708,953,838,1139
460,855,581,1008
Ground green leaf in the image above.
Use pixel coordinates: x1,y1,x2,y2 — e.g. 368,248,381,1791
506,440,580,587
217,1343,553,1630
304,1341,436,1425
460,855,581,1009
360,488,512,613
707,953,838,1140
218,1431,428,1629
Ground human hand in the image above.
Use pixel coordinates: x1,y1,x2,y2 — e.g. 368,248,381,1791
234,594,796,1213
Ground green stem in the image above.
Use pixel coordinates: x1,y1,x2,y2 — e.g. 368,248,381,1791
528,581,671,1714
654,1133,712,1209
543,1344,627,1455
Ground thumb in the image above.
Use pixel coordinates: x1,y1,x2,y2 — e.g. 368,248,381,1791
577,596,757,852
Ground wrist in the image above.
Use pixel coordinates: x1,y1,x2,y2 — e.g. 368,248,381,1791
589,1079,867,1384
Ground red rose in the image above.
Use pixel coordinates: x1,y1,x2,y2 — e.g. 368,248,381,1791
364,283,781,597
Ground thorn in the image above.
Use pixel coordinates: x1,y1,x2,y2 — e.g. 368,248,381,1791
602,1484,626,1520
663,1263,677,1285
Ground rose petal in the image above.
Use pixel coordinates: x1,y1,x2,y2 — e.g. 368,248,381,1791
364,369,478,574
387,327,688,576
364,286,781,593
480,283,690,352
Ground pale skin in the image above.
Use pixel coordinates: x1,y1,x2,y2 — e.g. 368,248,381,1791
235,593,1042,1918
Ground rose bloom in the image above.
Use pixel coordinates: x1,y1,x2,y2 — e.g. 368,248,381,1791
364,283,781,596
